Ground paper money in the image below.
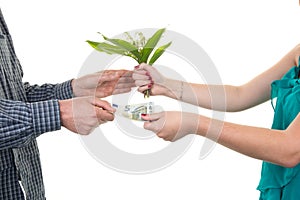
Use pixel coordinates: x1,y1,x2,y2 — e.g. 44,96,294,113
112,102,154,121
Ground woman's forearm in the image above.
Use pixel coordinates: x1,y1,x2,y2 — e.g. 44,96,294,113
162,44,300,112
197,114,300,167
163,79,244,112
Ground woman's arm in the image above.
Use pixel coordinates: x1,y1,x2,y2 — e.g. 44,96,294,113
142,111,300,168
134,45,300,112
198,113,300,168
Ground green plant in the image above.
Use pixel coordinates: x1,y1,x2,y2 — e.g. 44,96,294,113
86,28,171,98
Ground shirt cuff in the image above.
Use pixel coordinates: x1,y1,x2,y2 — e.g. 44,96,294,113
54,79,74,100
31,100,61,135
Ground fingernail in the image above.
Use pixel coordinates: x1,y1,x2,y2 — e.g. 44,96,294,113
146,72,150,76
141,114,147,117
148,84,152,88
134,65,140,69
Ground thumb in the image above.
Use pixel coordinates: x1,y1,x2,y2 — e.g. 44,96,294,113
143,112,165,133
141,112,164,121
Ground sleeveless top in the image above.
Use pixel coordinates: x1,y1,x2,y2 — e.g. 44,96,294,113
257,62,300,199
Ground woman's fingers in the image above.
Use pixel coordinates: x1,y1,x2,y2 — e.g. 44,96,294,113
142,112,164,121
142,112,166,133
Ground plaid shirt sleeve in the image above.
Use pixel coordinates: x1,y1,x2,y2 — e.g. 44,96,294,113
23,79,74,102
0,80,74,149
0,98,61,150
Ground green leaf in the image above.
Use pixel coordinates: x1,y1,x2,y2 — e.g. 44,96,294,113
100,33,141,61
86,40,124,54
140,28,166,63
86,40,139,62
148,42,172,65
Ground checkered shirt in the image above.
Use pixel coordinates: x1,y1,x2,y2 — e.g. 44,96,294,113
0,9,73,199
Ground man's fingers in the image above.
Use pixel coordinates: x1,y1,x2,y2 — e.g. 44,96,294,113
116,76,135,84
112,87,132,95
115,81,136,89
95,108,115,122
120,70,133,77
97,73,119,84
97,70,130,84
92,98,115,113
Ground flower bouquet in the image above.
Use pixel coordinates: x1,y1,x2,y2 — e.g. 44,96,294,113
86,28,171,98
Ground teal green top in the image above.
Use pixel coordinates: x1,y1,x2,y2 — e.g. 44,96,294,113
257,64,300,199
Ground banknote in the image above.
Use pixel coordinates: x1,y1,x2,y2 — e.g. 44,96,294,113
112,102,154,121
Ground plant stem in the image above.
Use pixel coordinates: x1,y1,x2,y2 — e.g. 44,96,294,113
144,89,150,98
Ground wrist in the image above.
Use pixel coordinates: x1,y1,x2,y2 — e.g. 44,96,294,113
186,113,201,133
71,78,83,97
71,79,77,97
196,115,215,138
163,79,183,99
58,99,72,127
31,100,61,134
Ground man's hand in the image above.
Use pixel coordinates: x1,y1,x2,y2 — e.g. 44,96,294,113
72,70,135,98
59,97,115,135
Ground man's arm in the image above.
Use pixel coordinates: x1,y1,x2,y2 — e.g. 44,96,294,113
23,80,73,102
0,96,116,150
0,98,61,150
23,69,135,102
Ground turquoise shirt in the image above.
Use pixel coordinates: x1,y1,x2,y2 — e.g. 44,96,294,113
257,65,300,199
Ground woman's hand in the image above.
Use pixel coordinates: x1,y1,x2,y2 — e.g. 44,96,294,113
133,63,169,96
141,111,199,141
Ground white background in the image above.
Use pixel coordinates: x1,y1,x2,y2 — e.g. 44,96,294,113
1,0,300,199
